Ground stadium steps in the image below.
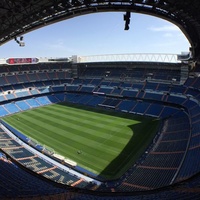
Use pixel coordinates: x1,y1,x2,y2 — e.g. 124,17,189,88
1,105,10,114
16,155,38,161
37,166,57,174
71,178,84,187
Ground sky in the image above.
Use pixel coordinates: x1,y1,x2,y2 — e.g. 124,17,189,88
0,12,190,59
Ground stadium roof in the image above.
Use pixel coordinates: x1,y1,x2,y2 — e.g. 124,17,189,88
1,0,200,60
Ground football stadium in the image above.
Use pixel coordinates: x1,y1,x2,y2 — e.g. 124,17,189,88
1,1,200,200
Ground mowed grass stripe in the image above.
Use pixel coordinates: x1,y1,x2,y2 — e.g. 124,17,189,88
21,111,124,156
45,104,133,128
43,104,132,135
4,115,110,171
3,116,63,147
7,109,130,168
47,104,136,130
17,112,116,162
16,120,105,173
1,116,104,170
3,103,160,179
32,106,132,145
42,104,136,140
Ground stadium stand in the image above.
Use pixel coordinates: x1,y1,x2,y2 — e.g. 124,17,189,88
1,59,200,199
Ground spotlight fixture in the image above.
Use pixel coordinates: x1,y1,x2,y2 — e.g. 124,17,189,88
20,36,23,41
14,36,25,47
123,11,131,30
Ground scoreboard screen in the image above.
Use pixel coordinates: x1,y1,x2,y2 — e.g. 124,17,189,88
6,58,39,65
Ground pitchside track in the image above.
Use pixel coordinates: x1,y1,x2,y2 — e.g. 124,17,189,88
3,103,160,180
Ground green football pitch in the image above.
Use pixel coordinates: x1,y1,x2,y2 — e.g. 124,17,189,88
2,103,160,180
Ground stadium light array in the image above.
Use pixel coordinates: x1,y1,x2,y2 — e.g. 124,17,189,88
14,36,25,47
124,11,131,30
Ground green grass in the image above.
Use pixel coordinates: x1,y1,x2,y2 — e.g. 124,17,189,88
2,103,160,180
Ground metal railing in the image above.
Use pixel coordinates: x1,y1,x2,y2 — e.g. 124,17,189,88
77,53,179,63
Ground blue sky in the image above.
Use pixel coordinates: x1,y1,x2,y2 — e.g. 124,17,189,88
0,12,190,58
